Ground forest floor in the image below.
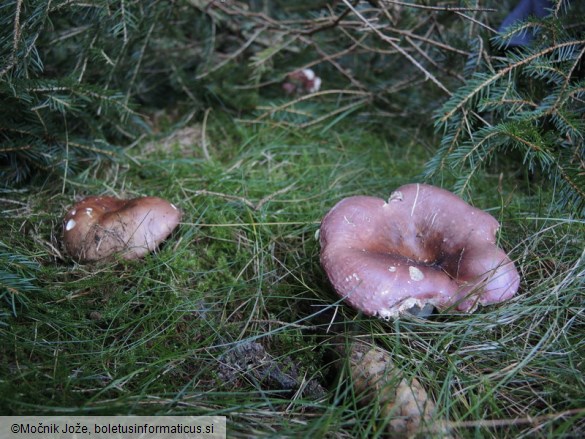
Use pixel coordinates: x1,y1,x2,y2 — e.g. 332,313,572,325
1,114,584,438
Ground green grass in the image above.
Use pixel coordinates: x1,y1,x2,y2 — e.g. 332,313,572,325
1,115,584,438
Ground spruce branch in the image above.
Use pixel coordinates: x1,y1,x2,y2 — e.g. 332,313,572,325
429,9,585,215
0,244,40,316
437,40,585,125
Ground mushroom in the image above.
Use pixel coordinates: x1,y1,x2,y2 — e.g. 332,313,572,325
282,68,322,95
63,196,182,262
344,339,450,438
319,183,520,318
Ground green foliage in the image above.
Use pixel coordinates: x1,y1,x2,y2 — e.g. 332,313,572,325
1,1,135,184
0,0,246,186
0,1,584,436
427,4,585,215
1,119,583,436
0,242,40,317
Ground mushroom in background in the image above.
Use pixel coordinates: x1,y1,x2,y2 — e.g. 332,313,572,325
319,183,520,318
63,196,182,262
282,68,322,95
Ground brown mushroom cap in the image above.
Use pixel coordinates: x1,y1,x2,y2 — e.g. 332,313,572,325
319,183,520,318
63,196,182,262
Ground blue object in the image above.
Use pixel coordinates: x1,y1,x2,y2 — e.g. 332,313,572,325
498,0,554,47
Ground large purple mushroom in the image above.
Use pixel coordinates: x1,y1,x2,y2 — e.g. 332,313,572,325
319,183,520,318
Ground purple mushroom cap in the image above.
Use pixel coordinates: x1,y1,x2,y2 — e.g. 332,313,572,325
319,183,520,318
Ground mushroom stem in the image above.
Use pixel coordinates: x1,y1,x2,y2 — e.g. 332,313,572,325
341,339,451,438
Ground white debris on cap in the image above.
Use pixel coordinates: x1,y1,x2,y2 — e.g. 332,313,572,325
409,266,424,281
66,219,76,231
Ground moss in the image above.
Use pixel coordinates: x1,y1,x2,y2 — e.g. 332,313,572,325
0,117,583,436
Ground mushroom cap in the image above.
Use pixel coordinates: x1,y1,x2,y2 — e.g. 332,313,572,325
63,196,182,262
319,183,520,318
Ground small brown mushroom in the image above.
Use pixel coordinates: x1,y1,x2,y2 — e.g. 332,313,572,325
319,183,520,318
345,340,450,438
63,196,182,262
282,68,322,95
